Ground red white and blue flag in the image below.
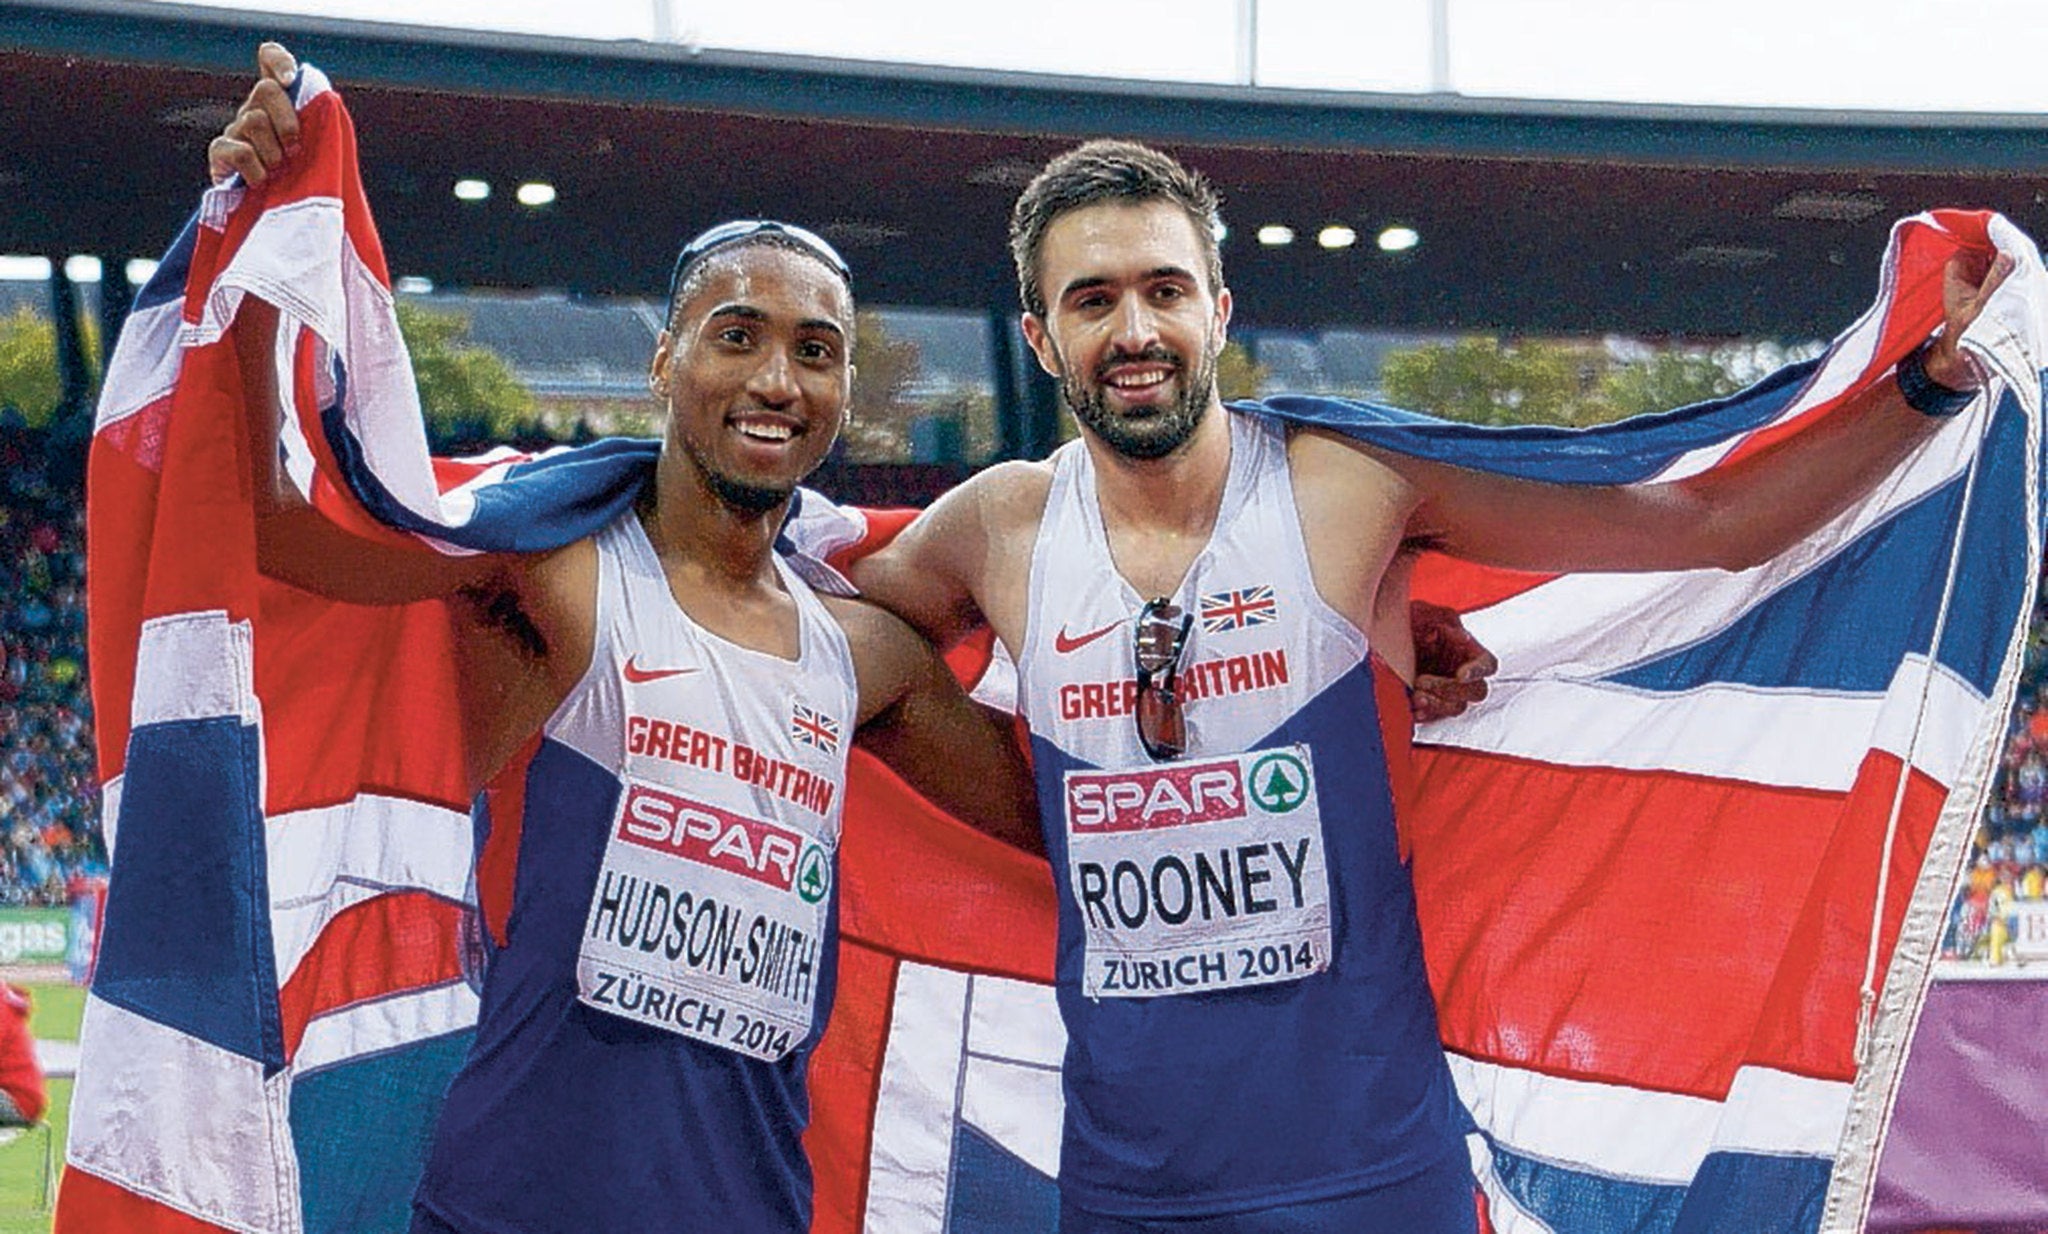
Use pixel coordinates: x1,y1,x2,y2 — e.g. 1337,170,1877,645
62,67,2048,1234
791,703,843,754
1197,585,1278,634
59,66,488,1234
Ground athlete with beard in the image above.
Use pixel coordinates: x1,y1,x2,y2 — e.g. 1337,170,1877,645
212,46,1039,1233
847,140,2010,1231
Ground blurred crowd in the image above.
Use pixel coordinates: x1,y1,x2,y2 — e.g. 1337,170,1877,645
0,422,104,908
1945,587,2048,965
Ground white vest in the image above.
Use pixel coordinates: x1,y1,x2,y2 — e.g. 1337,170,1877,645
1016,412,1367,760
558,513,858,1062
1016,412,1371,1001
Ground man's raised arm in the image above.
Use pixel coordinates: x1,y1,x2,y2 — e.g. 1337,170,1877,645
212,43,508,605
234,298,504,604
1377,250,2015,575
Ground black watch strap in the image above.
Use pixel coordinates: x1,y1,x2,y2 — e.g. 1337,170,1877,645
1897,338,1974,418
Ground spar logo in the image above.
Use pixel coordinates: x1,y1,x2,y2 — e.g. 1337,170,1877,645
1248,752,1310,813
1067,760,1248,833
617,784,805,892
796,844,831,904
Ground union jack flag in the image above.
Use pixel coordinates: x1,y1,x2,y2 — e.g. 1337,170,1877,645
791,702,843,753
65,61,2048,1234
1198,585,1278,633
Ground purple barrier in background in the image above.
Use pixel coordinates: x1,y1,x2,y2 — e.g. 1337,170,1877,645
1869,976,2048,1233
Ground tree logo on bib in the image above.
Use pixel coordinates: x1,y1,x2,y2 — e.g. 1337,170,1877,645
1248,752,1311,814
796,844,831,904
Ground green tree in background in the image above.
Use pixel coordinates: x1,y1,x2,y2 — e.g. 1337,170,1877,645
1216,339,1268,401
1594,350,1743,421
843,310,923,461
1380,337,1591,427
397,301,535,443
838,311,1003,465
1380,336,1818,428
0,300,535,439
0,307,99,426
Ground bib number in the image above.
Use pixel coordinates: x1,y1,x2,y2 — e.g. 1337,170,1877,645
1064,745,1331,999
576,781,832,1061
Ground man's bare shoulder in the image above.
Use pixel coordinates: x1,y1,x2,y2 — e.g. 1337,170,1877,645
517,535,599,600
850,459,1052,646
1277,423,1427,628
1285,424,1419,514
970,457,1056,496
880,457,1052,578
816,592,927,722
947,457,1054,538
1285,421,1399,473
817,590,914,645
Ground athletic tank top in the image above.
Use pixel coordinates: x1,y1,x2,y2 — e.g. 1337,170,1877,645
415,512,857,1234
1015,411,1462,1217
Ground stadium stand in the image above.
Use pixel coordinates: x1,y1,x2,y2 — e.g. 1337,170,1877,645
0,421,102,909
1944,575,2048,965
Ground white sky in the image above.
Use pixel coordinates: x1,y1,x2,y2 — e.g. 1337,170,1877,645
164,0,2048,112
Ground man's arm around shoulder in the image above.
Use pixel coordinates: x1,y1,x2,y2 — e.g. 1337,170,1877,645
1296,251,2013,578
830,595,1043,857
847,460,1051,650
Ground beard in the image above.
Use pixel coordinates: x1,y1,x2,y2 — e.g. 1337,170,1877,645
679,432,801,517
1058,340,1219,462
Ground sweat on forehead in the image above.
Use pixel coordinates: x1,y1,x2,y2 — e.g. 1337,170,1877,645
665,234,853,329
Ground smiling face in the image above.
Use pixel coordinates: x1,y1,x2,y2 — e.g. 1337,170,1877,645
649,244,853,515
1021,199,1231,461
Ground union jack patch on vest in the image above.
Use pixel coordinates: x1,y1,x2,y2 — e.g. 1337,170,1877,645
790,702,842,752
1198,586,1278,633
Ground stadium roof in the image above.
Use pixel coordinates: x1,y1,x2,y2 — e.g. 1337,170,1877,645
6,0,2048,337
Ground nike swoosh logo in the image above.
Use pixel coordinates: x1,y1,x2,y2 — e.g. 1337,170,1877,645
623,656,700,684
1055,620,1124,654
